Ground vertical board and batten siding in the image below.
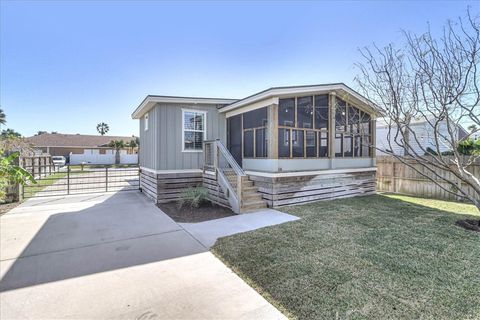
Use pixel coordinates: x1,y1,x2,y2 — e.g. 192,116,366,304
139,102,227,171
376,156,480,201
139,106,159,169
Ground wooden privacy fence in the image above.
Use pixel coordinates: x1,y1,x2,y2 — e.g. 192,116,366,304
376,156,480,202
3,155,54,203
21,155,55,179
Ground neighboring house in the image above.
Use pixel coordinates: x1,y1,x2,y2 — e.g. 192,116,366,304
376,118,468,156
25,133,138,164
132,83,381,212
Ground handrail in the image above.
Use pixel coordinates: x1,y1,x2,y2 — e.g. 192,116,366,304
203,139,245,213
216,140,246,176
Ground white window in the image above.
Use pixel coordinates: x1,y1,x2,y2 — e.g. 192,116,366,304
182,109,206,152
144,113,149,131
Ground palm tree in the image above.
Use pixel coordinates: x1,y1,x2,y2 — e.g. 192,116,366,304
0,108,6,126
1,129,21,138
108,140,125,164
96,122,109,136
128,139,138,154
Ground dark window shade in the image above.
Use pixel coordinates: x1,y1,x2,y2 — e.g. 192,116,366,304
243,130,254,157
297,96,313,128
292,130,304,157
255,128,268,158
278,129,290,157
243,107,268,129
278,98,295,127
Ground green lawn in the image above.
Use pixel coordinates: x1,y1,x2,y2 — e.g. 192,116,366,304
212,194,480,320
23,171,85,197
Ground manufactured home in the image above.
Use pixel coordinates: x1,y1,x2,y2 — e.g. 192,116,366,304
132,83,380,213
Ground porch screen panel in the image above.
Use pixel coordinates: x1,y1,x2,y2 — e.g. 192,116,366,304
306,131,317,157
297,96,313,128
242,107,268,158
243,130,254,157
255,128,268,158
314,95,329,130
334,99,372,158
278,129,290,157
292,130,304,157
278,98,295,127
278,95,329,158
227,115,243,166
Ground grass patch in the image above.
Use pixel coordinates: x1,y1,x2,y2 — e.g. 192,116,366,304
212,194,480,319
23,171,86,197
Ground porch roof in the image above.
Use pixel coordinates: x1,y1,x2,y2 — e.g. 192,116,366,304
218,83,381,115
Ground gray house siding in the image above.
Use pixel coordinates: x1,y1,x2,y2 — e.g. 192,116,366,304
140,103,226,171
139,106,159,169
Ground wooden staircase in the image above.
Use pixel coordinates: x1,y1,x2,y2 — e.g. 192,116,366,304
223,169,267,212
203,140,267,213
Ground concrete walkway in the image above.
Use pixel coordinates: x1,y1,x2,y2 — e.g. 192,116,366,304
180,209,299,248
0,192,287,319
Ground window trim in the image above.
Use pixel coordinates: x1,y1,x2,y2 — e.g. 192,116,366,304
181,109,207,153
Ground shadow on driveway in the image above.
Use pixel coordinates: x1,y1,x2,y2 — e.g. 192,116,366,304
0,192,206,292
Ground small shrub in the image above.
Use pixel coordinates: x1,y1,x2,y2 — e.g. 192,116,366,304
178,187,209,208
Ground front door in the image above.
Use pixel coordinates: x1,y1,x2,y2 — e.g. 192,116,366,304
227,114,242,167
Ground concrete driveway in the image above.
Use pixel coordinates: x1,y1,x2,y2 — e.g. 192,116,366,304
0,192,285,319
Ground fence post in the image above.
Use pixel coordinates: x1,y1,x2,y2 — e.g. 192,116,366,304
67,166,70,195
105,167,108,192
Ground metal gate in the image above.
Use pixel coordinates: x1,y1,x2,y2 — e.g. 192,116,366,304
22,164,140,198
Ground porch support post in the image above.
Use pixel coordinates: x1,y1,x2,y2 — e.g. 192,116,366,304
371,116,377,166
268,103,278,159
329,92,336,169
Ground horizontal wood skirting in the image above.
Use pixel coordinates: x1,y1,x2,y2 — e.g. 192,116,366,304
202,174,232,209
248,171,377,207
140,170,203,203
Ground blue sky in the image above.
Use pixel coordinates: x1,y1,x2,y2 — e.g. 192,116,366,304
1,0,478,137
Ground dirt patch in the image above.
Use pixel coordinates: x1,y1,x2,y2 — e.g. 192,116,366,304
455,219,480,232
157,202,235,223
0,202,21,216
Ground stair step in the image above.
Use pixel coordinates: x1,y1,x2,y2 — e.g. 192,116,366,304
242,181,253,187
242,193,263,201
241,200,268,211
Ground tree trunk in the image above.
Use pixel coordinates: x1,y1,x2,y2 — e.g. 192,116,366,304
115,150,120,165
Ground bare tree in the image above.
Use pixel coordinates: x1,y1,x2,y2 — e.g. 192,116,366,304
355,9,480,214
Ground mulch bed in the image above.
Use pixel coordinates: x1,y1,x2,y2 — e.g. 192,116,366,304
157,201,235,223
0,202,21,216
456,219,480,232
